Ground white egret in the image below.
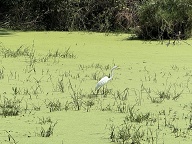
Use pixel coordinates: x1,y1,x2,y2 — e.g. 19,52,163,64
95,66,118,91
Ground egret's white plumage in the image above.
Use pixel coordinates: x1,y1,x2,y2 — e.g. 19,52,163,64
95,66,118,91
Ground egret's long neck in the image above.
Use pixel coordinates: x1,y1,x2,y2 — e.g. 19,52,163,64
109,68,115,80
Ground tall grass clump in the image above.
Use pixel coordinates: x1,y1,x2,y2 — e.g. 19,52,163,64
1,46,32,58
68,79,84,111
109,111,158,144
36,117,58,137
39,122,57,137
45,99,62,112
47,48,76,59
109,121,145,144
0,96,22,117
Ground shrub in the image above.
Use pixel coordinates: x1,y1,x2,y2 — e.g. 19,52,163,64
135,0,192,39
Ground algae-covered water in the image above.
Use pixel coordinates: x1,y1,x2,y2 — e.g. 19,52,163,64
0,31,192,144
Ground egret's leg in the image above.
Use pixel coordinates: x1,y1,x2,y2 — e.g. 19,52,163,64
102,86,105,95
96,89,99,96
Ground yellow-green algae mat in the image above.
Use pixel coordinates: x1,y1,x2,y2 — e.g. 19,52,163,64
0,31,192,144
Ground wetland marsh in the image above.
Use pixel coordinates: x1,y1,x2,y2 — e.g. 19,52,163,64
0,31,192,144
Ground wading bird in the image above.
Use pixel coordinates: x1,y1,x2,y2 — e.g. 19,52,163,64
95,66,118,91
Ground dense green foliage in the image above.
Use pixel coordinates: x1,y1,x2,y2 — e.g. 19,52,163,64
0,0,192,39
135,0,192,39
0,0,130,31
